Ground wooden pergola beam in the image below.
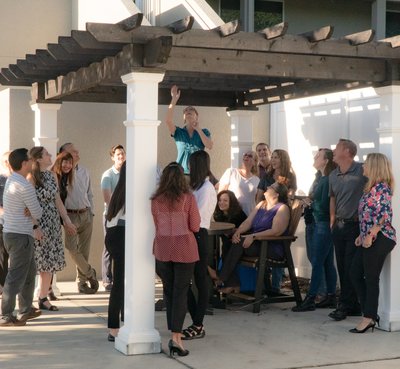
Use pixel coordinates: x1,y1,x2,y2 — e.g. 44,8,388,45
300,25,334,42
167,16,194,34
380,35,400,48
86,23,400,60
117,13,143,31
166,47,387,82
344,29,375,45
259,22,288,40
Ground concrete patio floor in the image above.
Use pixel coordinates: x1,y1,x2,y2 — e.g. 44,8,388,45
1,282,400,369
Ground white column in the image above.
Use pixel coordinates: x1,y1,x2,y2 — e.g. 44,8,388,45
375,85,400,331
30,103,61,159
226,108,257,168
116,71,164,355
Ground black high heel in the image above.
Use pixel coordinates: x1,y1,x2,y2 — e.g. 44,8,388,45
38,297,59,311
168,339,189,357
375,315,380,327
349,321,376,334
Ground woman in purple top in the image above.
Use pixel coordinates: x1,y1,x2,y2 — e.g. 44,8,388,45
214,182,290,294
350,153,396,333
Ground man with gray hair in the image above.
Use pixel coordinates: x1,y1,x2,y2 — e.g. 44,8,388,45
328,138,366,321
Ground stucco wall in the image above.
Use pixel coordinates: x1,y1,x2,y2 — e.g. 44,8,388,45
0,0,71,67
34,100,269,282
284,0,372,37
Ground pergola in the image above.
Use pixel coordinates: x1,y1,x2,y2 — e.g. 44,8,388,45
2,14,400,354
1,14,400,107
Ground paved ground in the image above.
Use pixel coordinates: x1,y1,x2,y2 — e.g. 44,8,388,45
1,282,400,369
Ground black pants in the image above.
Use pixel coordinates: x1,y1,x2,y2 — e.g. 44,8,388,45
331,221,360,312
350,233,395,320
219,238,260,287
187,228,209,326
156,260,194,332
0,224,9,288
105,226,125,329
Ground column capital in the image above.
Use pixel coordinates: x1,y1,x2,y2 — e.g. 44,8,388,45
226,108,259,118
121,71,165,85
30,102,62,112
123,119,161,128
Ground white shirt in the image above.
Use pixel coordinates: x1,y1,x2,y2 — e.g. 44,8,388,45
219,168,260,216
193,178,217,229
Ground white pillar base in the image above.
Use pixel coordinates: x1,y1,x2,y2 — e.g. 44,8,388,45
115,329,161,355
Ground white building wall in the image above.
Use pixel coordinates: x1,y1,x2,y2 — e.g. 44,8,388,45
271,88,381,277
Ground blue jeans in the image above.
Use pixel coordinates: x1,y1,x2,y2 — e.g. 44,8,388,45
308,221,337,297
306,220,327,296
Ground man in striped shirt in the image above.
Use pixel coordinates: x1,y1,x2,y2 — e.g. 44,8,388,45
0,148,43,327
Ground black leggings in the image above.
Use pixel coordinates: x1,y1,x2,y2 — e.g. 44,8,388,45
105,226,125,329
350,233,395,320
187,228,209,327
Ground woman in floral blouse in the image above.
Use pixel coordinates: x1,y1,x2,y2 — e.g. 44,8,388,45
350,153,396,333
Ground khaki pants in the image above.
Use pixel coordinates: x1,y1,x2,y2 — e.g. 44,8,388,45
64,211,94,285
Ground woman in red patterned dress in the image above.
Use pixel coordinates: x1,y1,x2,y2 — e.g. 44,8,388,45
151,162,201,357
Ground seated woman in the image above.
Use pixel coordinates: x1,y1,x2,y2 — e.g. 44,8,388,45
209,190,247,280
218,151,260,216
215,182,290,294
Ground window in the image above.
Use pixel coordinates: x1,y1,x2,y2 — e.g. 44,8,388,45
208,0,283,31
386,2,400,37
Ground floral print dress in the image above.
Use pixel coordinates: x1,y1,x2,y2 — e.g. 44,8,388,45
34,170,66,273
358,182,396,245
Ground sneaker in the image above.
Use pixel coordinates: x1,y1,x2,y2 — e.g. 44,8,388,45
292,296,316,312
78,283,96,294
328,308,347,321
19,307,42,322
88,269,99,292
0,315,26,326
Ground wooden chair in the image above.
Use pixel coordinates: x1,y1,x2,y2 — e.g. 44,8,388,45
229,198,304,313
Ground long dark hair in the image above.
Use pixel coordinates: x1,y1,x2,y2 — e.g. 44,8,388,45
51,151,74,188
106,161,126,221
29,146,45,188
213,190,243,222
320,148,337,176
189,150,211,190
151,162,189,205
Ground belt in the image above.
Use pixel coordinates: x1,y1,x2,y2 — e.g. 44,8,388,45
67,208,88,214
336,217,358,224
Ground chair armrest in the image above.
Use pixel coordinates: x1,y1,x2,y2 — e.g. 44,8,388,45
257,236,297,241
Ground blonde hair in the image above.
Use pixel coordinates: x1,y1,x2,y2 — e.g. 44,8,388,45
364,153,394,193
242,150,259,175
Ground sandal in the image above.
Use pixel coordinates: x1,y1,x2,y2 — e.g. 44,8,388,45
181,325,205,340
38,297,59,311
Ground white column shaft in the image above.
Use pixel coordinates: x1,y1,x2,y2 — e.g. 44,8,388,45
116,72,164,355
227,109,256,168
30,103,61,159
375,85,400,331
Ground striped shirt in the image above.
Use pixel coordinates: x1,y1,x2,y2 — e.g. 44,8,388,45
3,172,42,236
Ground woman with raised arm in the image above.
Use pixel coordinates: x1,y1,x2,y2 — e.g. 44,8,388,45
164,85,213,174
151,162,201,357
349,153,396,333
28,147,76,311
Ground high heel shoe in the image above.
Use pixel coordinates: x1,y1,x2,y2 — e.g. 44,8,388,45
168,339,189,357
38,297,59,311
349,321,376,334
375,315,380,327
